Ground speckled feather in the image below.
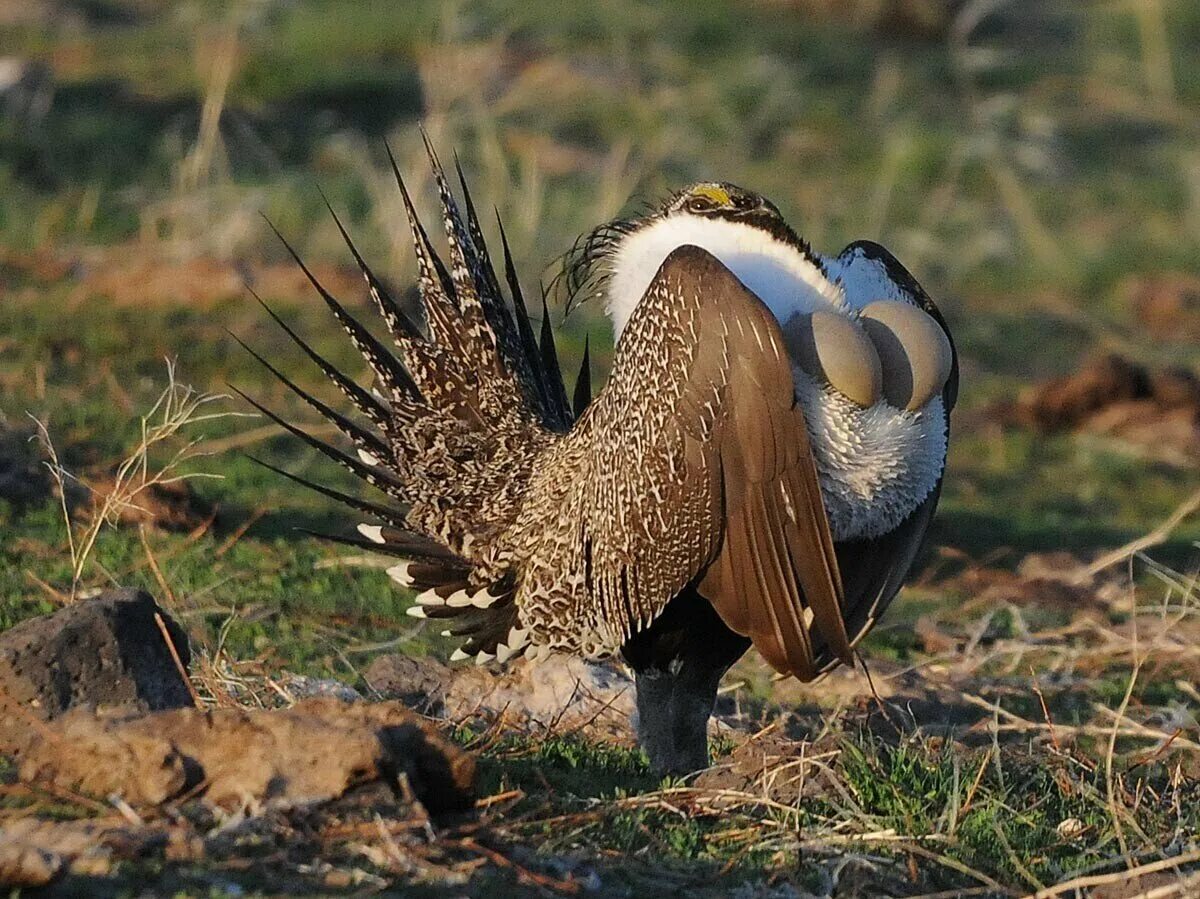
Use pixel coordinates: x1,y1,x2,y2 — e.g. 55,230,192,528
251,170,954,678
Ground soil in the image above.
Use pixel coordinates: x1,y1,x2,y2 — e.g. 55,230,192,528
993,353,1200,461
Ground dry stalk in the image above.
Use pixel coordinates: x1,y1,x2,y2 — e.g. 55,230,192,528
31,360,241,601
1029,847,1200,899
1085,487,1200,579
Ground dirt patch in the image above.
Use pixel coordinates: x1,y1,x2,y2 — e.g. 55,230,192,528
83,474,218,533
930,550,1127,618
693,729,842,805
1,244,367,309
1126,272,1200,344
994,353,1200,462
13,697,475,813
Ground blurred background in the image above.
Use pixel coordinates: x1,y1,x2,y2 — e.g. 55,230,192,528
1,0,1198,659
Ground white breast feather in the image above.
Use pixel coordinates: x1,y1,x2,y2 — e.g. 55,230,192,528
606,216,847,337
604,214,948,541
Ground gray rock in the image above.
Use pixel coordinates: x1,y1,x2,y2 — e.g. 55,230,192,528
364,653,453,713
0,589,194,753
280,674,362,704
366,652,636,742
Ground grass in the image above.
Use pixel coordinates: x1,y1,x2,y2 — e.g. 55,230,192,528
3,0,1200,895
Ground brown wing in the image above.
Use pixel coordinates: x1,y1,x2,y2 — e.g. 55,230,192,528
684,265,854,679
570,244,852,680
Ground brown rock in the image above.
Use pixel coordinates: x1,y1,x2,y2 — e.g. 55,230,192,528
15,697,475,814
0,589,194,753
0,841,64,888
0,818,176,888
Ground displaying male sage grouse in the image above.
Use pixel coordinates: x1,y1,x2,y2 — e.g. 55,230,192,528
239,150,957,775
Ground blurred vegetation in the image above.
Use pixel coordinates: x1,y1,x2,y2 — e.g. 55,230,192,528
2,0,1200,894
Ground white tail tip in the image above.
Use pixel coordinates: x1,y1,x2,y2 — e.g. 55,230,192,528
387,562,415,587
357,524,385,544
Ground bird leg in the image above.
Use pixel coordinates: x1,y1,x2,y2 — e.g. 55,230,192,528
634,670,678,773
635,656,726,776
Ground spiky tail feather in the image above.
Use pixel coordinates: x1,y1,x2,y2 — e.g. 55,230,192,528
238,139,575,664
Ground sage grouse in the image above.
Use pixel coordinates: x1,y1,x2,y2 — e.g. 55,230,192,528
240,152,957,775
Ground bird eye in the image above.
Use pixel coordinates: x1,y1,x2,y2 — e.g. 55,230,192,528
686,195,714,213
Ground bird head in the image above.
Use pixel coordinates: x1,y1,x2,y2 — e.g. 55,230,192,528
561,181,809,319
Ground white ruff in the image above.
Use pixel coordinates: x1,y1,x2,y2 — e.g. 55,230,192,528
606,216,846,337
604,213,947,541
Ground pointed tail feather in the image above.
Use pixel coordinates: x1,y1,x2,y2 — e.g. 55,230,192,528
230,331,391,463
263,218,419,402
250,290,396,431
319,191,423,342
241,146,588,664
247,455,409,526
573,335,592,419
498,213,571,430
230,385,410,502
539,293,572,420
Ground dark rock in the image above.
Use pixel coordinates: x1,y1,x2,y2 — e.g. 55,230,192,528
0,589,194,753
0,416,51,509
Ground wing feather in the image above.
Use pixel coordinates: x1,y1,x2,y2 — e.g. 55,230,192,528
527,244,852,677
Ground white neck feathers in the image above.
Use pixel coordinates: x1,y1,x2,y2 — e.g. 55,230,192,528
598,213,948,542
604,215,847,339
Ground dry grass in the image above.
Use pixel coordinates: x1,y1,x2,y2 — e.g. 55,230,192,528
30,360,244,601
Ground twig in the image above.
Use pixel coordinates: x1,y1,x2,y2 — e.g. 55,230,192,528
215,506,266,557
155,612,202,707
458,837,581,894
141,526,178,607
1085,487,1200,578
1028,848,1200,898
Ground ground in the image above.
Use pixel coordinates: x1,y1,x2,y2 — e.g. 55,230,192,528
2,1,1200,896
